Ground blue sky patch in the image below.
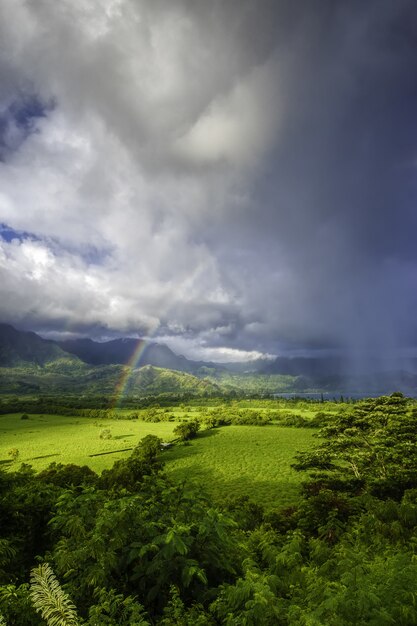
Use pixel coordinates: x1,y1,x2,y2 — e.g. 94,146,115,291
0,94,55,161
0,223,111,266
0,223,42,243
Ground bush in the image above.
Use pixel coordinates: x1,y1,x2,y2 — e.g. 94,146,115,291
100,429,112,440
37,462,97,488
283,414,309,427
173,421,200,441
20,414,29,420
7,448,19,461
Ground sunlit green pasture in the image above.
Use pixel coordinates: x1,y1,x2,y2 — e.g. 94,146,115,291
0,413,176,472
0,412,315,509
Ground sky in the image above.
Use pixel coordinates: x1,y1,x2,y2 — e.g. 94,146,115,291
0,0,417,363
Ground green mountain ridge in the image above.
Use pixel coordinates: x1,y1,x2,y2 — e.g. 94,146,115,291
0,362,223,397
0,323,82,368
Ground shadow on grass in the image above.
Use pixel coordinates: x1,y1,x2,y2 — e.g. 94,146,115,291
29,453,61,461
166,462,302,511
113,434,135,440
162,428,304,510
89,447,134,457
162,428,221,460
195,428,222,440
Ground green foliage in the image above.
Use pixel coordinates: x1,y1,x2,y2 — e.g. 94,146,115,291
86,588,149,625
159,586,214,625
0,466,60,579
173,420,200,441
3,396,417,624
99,435,163,491
30,563,79,626
294,394,417,499
48,469,241,616
0,583,38,626
0,540,18,592
37,463,97,488
211,559,285,625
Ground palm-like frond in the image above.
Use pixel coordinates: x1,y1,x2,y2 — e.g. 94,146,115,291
0,612,7,625
29,563,79,626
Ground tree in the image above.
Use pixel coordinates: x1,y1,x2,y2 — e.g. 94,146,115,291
173,421,200,441
293,393,417,499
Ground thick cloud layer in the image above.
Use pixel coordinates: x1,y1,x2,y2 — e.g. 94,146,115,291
0,0,416,361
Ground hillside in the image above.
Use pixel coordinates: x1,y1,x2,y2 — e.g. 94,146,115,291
0,323,82,368
57,336,219,373
121,364,222,395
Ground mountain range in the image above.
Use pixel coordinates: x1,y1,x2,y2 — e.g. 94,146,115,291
1,323,417,397
0,323,80,367
57,336,217,373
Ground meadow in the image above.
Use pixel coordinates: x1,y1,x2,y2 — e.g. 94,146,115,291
164,425,314,509
0,409,316,509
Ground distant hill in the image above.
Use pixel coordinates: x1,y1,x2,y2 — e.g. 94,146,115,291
57,337,192,369
0,361,222,397
57,336,219,374
0,323,82,368
122,365,222,395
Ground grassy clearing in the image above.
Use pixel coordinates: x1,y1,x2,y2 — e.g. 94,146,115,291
0,412,316,509
164,425,315,509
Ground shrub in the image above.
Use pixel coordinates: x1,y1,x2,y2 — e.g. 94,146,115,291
173,421,200,441
7,448,19,461
38,462,97,488
99,429,112,440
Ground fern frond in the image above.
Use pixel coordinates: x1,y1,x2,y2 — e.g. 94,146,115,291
29,563,79,626
0,612,7,625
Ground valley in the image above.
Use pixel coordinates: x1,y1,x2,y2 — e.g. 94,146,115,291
2,325,417,624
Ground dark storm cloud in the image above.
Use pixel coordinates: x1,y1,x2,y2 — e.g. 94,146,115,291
202,0,417,356
0,0,416,360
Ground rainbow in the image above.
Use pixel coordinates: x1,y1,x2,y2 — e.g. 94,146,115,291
58,318,158,410
112,339,160,409
111,338,151,409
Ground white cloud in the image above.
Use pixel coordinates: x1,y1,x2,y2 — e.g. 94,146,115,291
1,0,414,360
175,60,281,166
0,0,281,357
153,333,275,363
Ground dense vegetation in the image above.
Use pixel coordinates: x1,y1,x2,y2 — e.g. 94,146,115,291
2,393,417,623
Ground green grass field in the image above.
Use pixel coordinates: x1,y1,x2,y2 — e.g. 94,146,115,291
0,413,176,472
0,412,315,509
164,425,314,509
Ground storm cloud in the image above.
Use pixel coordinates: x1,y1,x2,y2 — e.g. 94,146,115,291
0,0,416,361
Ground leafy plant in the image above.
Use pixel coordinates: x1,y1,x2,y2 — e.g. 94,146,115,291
29,563,79,626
